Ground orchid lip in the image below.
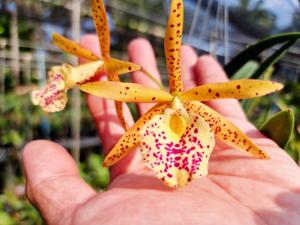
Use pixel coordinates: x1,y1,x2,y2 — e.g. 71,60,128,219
140,104,215,187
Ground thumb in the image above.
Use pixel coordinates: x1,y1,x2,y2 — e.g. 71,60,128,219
22,140,96,225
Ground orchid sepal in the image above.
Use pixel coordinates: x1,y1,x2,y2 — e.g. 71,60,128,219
80,81,173,103
92,0,110,59
184,101,270,159
165,0,184,94
180,79,284,101
52,33,100,61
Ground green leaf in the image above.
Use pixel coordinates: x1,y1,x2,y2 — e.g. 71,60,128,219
87,154,110,189
251,39,297,79
231,60,259,80
8,130,23,147
0,211,16,225
225,32,300,76
259,109,294,148
288,140,300,162
262,66,274,81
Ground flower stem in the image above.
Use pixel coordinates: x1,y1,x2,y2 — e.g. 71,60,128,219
140,67,165,91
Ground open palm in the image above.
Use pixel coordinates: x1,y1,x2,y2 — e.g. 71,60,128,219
23,36,300,225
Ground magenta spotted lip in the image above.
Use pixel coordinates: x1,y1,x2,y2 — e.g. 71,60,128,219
32,72,67,112
140,109,215,188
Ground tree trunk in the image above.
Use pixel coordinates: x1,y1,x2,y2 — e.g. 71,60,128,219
10,4,20,85
71,0,82,164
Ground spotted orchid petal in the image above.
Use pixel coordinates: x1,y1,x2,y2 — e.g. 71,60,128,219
165,0,184,94
180,80,283,101
184,101,270,159
32,61,105,112
108,75,129,130
103,103,170,167
52,33,100,61
114,101,128,130
105,58,141,79
80,81,173,103
140,108,215,188
32,69,67,112
92,0,110,59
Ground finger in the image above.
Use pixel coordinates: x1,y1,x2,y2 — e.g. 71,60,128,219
128,38,162,115
194,55,247,120
180,45,198,91
80,35,139,178
86,79,135,152
78,34,102,64
22,140,95,225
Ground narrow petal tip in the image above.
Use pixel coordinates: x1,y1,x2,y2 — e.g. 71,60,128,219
102,161,109,168
105,58,141,76
273,81,284,91
257,150,270,160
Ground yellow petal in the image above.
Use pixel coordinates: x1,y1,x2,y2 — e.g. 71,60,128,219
80,81,173,103
52,33,99,61
65,61,105,88
103,103,170,167
109,75,128,130
165,0,184,94
92,0,110,59
140,108,215,188
180,80,284,101
184,101,270,159
115,101,128,130
105,58,141,79
31,73,67,112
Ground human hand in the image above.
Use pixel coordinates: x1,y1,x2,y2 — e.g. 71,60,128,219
22,35,300,225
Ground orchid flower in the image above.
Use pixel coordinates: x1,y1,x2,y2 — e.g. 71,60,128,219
32,0,160,130
80,0,283,188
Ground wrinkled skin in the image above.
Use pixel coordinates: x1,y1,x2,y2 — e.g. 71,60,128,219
22,35,300,225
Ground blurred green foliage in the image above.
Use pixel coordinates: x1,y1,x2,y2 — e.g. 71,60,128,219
80,153,110,190
0,191,42,225
260,109,294,148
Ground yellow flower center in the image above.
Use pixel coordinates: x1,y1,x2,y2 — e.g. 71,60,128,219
169,113,187,138
166,96,189,141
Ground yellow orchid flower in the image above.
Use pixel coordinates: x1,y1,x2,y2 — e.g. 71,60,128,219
80,0,283,188
32,0,161,130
